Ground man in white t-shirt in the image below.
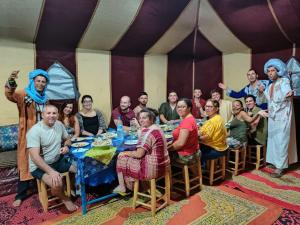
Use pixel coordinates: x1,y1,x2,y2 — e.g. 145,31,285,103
27,105,78,211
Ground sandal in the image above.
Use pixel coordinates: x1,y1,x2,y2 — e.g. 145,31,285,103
112,185,129,196
270,169,284,178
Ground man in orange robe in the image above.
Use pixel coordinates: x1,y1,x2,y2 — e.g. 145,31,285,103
5,69,49,206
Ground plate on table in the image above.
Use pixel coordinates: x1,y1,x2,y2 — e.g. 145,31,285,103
164,134,173,139
72,148,89,153
124,139,138,145
71,142,89,148
92,139,112,147
159,124,174,132
72,137,94,142
101,132,117,139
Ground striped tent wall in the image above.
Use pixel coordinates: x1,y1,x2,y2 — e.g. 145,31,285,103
1,0,300,125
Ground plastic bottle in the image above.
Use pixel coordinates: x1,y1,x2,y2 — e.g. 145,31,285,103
116,116,124,140
155,116,160,125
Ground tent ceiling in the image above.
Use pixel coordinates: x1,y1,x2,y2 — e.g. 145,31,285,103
1,0,300,57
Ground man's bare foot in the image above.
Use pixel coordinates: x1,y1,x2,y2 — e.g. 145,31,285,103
12,199,22,207
63,200,78,212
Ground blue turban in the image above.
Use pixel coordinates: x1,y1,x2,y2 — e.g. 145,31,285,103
264,58,287,77
25,69,49,104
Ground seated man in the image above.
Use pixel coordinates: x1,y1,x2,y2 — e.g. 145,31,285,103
158,91,180,124
27,105,77,212
112,96,136,131
244,95,267,145
133,91,148,117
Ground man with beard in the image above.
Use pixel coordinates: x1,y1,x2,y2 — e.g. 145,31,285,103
218,69,270,109
133,92,148,117
259,58,297,178
112,96,136,131
5,69,49,207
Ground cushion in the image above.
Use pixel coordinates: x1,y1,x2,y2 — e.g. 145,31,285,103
0,124,19,152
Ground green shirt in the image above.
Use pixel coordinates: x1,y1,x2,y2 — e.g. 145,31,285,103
229,117,248,144
158,102,180,122
248,106,268,145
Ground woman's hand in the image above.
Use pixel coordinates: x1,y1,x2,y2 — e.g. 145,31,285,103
119,151,131,157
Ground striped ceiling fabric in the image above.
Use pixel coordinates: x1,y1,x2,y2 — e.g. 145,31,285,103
1,0,300,116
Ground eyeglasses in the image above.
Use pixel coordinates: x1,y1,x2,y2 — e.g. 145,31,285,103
83,100,92,103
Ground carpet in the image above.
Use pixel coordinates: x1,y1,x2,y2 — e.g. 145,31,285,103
46,186,281,225
0,193,78,225
224,167,300,212
272,208,300,225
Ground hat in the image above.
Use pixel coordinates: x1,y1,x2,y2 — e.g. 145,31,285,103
264,58,287,77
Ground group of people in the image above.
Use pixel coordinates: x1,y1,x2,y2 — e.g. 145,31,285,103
4,58,297,209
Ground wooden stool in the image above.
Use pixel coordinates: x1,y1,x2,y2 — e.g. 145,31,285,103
171,157,202,197
132,167,171,216
227,145,247,176
36,172,71,212
202,156,226,185
247,145,266,170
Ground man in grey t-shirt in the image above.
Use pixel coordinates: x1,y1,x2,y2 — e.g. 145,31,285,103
27,105,77,211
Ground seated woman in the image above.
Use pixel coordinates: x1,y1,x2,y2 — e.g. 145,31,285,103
76,95,106,136
199,99,228,163
58,102,80,138
167,98,199,163
114,108,170,194
227,100,265,148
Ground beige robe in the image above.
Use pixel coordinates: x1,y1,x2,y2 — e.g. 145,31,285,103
5,87,36,181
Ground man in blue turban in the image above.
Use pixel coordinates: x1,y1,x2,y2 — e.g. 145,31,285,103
5,69,49,206
258,58,298,178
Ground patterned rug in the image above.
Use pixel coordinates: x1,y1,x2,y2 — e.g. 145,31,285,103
0,193,78,225
42,186,281,225
224,167,300,212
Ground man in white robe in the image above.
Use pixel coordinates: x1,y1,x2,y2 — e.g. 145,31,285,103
260,58,298,178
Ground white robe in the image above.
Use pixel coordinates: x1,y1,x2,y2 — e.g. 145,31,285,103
263,77,298,169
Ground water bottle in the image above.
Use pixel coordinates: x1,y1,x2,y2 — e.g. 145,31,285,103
155,116,160,125
116,116,124,140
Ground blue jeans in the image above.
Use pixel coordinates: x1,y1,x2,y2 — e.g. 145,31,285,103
200,144,227,166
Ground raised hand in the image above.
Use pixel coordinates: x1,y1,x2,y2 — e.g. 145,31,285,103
9,70,19,80
218,82,227,90
258,83,265,94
